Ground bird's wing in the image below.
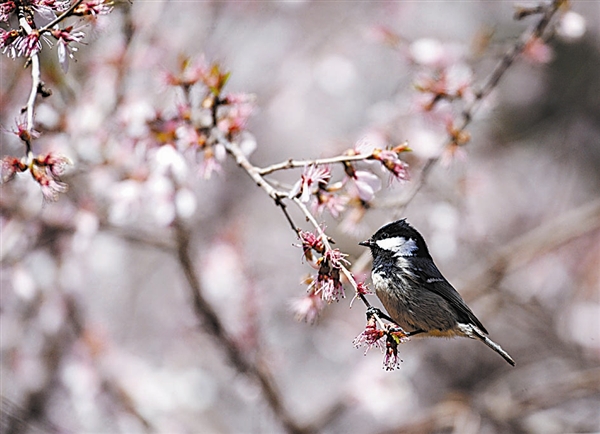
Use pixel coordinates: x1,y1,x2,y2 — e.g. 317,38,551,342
409,257,488,334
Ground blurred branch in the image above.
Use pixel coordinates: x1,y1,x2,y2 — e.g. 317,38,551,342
464,198,600,298
172,213,315,434
511,367,600,414
390,0,564,212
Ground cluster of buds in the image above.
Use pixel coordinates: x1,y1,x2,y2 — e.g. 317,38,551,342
353,314,409,371
312,249,349,303
156,60,256,179
164,59,254,135
297,230,349,303
1,153,72,201
370,142,411,182
414,65,474,113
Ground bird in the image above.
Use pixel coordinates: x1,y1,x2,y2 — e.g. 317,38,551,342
359,218,515,366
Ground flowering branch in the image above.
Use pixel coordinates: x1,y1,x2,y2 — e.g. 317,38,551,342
1,0,113,200
37,0,84,32
383,0,565,212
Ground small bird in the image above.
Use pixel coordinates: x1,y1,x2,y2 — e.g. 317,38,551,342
360,218,515,366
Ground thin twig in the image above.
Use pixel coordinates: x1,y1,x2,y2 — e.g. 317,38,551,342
18,15,40,159
257,153,373,176
38,0,85,33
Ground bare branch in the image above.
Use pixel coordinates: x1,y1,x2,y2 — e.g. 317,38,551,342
18,15,40,159
172,206,314,434
463,198,600,299
257,153,373,176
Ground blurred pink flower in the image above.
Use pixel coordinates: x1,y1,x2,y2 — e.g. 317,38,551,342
314,190,347,218
522,37,554,64
30,153,72,201
290,291,324,324
73,0,113,17
0,2,17,22
1,156,27,183
351,170,381,202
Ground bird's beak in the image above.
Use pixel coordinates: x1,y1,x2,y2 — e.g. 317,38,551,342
359,239,372,247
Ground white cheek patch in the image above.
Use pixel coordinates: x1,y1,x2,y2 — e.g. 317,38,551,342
375,237,417,256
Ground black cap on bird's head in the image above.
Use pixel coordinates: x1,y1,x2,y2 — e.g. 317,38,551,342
359,219,431,258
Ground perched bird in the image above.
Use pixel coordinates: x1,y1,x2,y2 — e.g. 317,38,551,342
360,218,515,366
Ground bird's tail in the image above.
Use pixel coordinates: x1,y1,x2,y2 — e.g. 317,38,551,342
471,326,515,366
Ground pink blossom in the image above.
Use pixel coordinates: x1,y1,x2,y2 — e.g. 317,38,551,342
51,26,86,73
349,276,373,308
0,2,16,22
355,319,407,371
36,153,72,177
163,58,207,87
351,170,381,202
30,163,68,202
289,164,331,203
198,145,225,180
73,0,114,17
523,37,554,64
314,190,347,218
30,153,72,201
6,117,39,143
0,29,19,57
311,277,344,303
297,229,324,262
16,31,43,57
383,337,402,371
309,248,349,303
217,101,254,135
353,318,385,354
323,248,349,269
30,0,70,19
372,147,410,183
1,156,27,184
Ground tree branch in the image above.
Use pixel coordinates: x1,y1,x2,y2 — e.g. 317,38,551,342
172,213,314,434
257,153,373,176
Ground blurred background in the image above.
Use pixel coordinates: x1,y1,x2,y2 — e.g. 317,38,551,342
1,1,599,433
